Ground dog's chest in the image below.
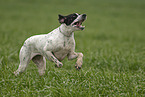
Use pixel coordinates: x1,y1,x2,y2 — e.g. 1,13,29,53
53,36,75,61
62,36,74,49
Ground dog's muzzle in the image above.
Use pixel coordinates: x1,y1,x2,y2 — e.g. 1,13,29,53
73,14,87,30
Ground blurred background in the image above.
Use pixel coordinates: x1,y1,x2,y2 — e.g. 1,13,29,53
0,0,145,52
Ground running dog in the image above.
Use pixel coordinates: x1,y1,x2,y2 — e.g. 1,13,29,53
14,13,87,76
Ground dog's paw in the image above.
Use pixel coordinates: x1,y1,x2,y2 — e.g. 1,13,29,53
55,62,63,68
13,71,19,76
75,65,81,70
38,70,45,76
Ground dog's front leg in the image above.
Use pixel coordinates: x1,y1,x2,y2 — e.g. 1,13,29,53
44,51,63,67
68,51,83,70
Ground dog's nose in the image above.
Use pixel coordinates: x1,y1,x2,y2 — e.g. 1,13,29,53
82,14,87,19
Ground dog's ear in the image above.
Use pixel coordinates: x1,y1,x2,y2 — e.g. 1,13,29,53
58,14,66,24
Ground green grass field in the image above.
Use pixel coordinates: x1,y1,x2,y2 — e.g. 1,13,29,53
0,0,145,96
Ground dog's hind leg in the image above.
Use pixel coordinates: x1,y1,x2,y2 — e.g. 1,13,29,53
32,55,46,76
14,46,31,76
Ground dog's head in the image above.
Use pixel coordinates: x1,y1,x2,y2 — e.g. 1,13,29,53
58,13,87,31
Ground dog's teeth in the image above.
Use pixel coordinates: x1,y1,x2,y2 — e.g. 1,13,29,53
80,25,85,28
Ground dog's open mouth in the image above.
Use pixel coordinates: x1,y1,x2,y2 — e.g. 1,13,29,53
73,20,85,30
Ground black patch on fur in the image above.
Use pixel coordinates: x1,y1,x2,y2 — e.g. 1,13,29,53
64,13,78,25
58,13,78,25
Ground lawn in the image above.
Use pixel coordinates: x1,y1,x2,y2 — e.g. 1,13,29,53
0,0,145,96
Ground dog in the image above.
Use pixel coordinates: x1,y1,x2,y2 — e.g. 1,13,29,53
14,13,87,76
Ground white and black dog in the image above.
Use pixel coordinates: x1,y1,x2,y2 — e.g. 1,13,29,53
14,13,87,76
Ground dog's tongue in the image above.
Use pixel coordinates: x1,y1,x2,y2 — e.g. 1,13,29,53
77,21,82,27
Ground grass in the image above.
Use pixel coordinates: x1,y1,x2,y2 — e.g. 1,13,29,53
0,0,145,96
